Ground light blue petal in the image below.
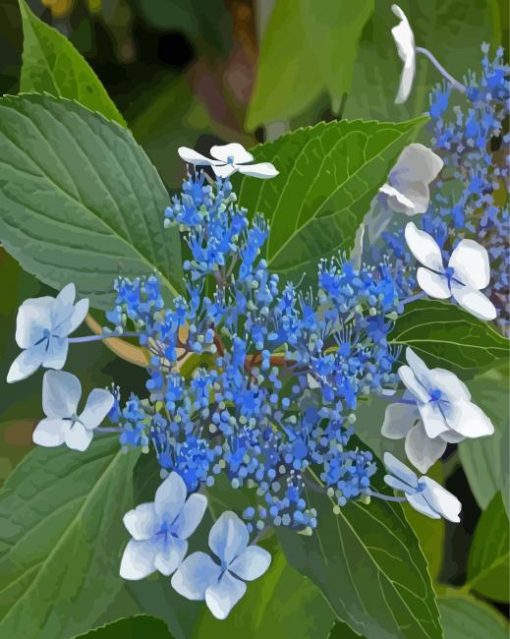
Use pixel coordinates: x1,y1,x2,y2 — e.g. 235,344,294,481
80,389,114,430
68,298,90,334
384,474,417,494
57,283,76,305
154,537,188,576
15,297,53,349
32,418,66,447
171,551,221,600
120,537,160,580
154,472,187,521
43,336,68,370
230,545,271,581
172,493,207,539
383,452,418,488
209,511,249,564
7,345,45,383
123,503,159,540
406,492,441,519
205,571,246,620
43,370,81,418
64,422,93,452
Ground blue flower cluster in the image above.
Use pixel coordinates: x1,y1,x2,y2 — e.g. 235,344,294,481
106,173,404,532
384,45,510,330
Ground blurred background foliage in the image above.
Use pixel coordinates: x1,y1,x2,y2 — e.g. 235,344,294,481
0,0,508,633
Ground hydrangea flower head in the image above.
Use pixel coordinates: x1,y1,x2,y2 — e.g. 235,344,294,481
120,472,207,580
7,283,89,383
33,370,113,451
383,453,462,522
171,511,271,619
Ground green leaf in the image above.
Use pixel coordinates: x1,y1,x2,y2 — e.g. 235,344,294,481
237,116,427,282
0,437,139,639
458,364,509,509
72,615,174,638
0,94,183,309
438,590,509,639
18,0,125,127
467,492,509,602
246,0,324,129
277,478,442,639
390,301,509,377
300,0,374,112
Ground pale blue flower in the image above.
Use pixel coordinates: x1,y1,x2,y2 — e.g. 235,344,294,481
171,511,271,619
383,452,462,522
382,347,494,472
7,283,89,383
178,143,278,179
120,472,207,580
33,370,113,451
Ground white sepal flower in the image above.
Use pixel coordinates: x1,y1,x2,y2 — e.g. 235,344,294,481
178,143,278,180
405,222,497,320
171,511,271,620
33,370,113,452
7,283,89,383
391,5,415,104
120,472,207,580
382,348,494,472
383,452,462,522
379,144,443,215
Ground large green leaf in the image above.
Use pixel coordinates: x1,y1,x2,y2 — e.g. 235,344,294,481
0,94,183,309
73,615,174,638
277,479,442,639
237,117,427,282
467,492,509,602
300,0,374,112
438,590,509,639
390,301,509,377
18,0,125,127
0,437,139,638
458,364,510,509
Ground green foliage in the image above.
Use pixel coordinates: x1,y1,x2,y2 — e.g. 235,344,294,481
277,477,442,639
0,94,183,309
390,301,509,377
72,615,174,638
438,591,509,639
0,437,139,639
18,0,125,127
459,364,510,509
236,116,427,283
467,492,509,602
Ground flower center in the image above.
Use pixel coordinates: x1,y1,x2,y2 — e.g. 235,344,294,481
226,155,235,165
429,388,442,402
444,266,455,283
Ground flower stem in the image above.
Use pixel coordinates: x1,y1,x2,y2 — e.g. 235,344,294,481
365,489,407,503
69,332,140,344
416,47,466,93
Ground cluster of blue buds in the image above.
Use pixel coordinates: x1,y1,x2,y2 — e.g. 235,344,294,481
106,173,404,532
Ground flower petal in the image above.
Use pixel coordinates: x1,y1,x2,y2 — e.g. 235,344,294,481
15,297,53,349
64,422,93,452
123,503,159,540
154,472,187,521
406,492,441,519
451,282,497,321
205,571,247,620
449,239,490,289
7,345,45,383
395,61,416,104
67,298,90,335
210,143,253,164
391,5,416,104
384,474,417,493
383,452,418,488
404,222,444,272
57,283,76,305
80,389,114,430
172,493,208,539
426,368,471,402
420,476,462,522
32,418,66,447
236,162,279,179
405,424,446,473
177,147,218,166
229,545,271,581
209,511,249,564
404,348,436,391
417,403,449,438
379,183,416,215
43,337,69,370
120,538,159,580
381,402,418,439
211,163,237,179
42,370,81,418
398,365,429,403
416,268,451,299
445,400,494,439
171,551,221,600
154,537,188,576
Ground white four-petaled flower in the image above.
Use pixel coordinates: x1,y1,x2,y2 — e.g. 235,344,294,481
171,511,271,620
379,144,443,215
33,370,114,452
178,143,278,180
391,5,415,104
383,452,462,522
405,222,497,320
7,283,89,383
382,348,494,472
120,472,207,580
